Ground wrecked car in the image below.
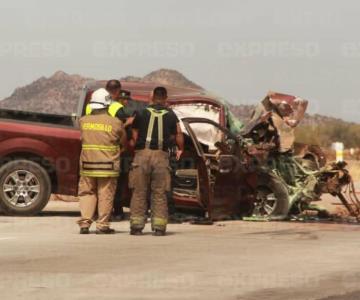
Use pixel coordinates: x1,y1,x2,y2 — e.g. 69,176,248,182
196,91,360,220
0,82,357,219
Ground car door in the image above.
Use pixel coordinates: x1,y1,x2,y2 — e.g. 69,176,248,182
181,117,247,220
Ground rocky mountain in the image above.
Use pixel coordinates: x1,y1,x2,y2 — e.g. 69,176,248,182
0,71,90,115
0,69,203,115
121,68,204,90
141,69,203,90
227,103,255,123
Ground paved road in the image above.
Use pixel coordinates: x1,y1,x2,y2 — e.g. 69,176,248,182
1,201,360,300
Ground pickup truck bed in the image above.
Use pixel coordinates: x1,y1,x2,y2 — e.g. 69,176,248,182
0,108,76,126
0,81,222,215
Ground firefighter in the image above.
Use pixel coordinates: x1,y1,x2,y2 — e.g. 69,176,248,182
129,86,184,236
85,80,132,220
77,88,125,234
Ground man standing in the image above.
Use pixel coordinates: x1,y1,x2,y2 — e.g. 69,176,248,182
105,80,134,220
129,86,184,236
106,79,134,126
77,88,125,234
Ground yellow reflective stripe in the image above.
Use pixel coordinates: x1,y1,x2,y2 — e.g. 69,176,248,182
158,114,164,150
108,102,124,117
82,123,113,132
82,144,120,151
147,107,168,117
130,217,146,225
152,217,167,226
85,104,92,115
80,170,119,177
145,108,169,149
145,112,156,148
85,102,123,117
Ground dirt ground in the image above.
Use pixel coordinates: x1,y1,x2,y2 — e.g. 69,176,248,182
345,160,360,182
1,199,360,300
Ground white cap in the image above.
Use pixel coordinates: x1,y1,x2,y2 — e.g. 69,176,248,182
89,88,111,110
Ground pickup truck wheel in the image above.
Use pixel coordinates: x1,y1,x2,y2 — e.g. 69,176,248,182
252,174,289,219
0,160,51,216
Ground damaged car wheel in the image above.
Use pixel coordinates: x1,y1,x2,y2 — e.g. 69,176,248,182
252,174,289,219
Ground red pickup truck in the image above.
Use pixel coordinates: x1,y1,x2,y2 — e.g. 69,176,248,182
0,80,246,216
0,81,325,218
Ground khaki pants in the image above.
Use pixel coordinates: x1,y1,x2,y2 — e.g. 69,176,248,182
77,176,117,230
129,149,171,231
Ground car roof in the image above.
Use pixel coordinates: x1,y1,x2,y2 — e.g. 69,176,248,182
84,80,224,106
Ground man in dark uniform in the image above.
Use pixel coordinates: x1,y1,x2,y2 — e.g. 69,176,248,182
112,89,135,220
129,86,184,236
104,80,137,220
105,80,132,124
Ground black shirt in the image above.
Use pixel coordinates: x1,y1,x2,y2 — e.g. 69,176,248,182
115,107,130,122
115,106,134,141
132,104,179,151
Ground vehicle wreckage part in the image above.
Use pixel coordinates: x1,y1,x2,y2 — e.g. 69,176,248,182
252,173,289,219
264,155,316,215
178,113,360,222
0,160,51,215
314,161,360,219
301,155,320,172
336,180,360,219
172,103,222,149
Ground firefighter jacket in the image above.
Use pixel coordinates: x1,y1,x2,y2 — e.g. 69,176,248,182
85,102,124,117
79,109,124,177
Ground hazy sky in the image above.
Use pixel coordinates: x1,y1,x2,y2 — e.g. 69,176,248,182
1,0,360,121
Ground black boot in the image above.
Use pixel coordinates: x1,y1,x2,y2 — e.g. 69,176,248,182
96,228,115,234
80,228,90,235
130,228,143,236
153,229,166,236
